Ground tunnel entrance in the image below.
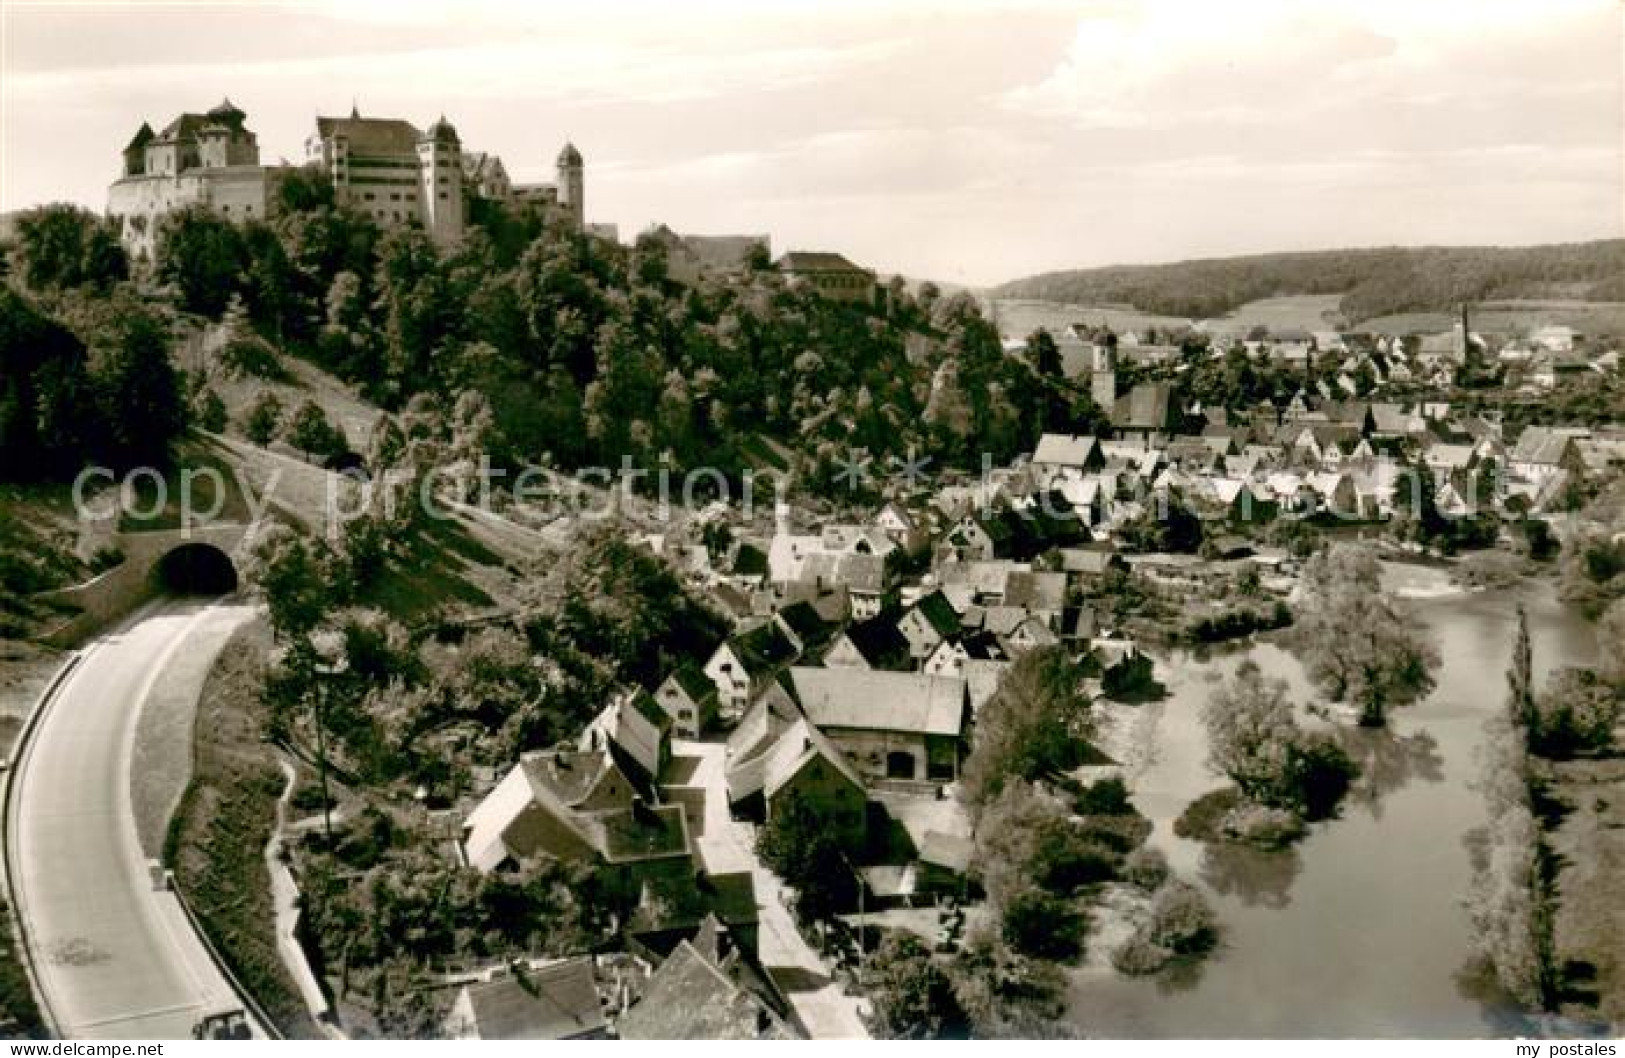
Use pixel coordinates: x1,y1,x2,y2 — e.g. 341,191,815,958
152,543,239,596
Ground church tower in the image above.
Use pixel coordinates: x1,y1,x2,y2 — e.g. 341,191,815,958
1091,341,1118,413
556,142,584,229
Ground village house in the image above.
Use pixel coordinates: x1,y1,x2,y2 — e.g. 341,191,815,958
616,922,797,1040
725,716,867,850
654,666,719,740
895,590,963,663
821,614,912,671
1509,426,1586,488
461,748,691,877
443,958,609,1040
703,618,802,716
782,667,968,783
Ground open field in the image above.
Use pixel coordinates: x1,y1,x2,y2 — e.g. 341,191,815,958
1358,300,1625,338
991,294,1625,340
988,298,1194,338
1198,293,1345,333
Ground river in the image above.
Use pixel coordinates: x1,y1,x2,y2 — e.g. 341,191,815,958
1065,570,1600,1038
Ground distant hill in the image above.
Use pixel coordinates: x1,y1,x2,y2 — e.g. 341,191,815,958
993,241,1625,324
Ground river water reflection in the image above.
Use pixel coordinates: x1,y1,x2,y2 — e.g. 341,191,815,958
1065,573,1599,1037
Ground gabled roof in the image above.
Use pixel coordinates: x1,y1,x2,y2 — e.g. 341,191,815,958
1510,426,1580,466
831,615,911,669
776,251,869,274
1058,548,1122,575
1112,382,1179,431
908,590,962,639
1032,433,1100,467
617,940,795,1040
454,960,605,1040
728,620,800,673
786,667,966,738
662,664,718,707
1002,570,1067,612
775,600,830,649
124,122,156,152
313,114,422,155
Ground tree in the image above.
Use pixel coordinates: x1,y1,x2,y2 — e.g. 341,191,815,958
754,792,857,923
1202,660,1357,819
193,386,227,432
13,204,128,292
253,527,333,642
1528,667,1619,759
0,288,96,480
243,391,283,446
285,399,344,461
1203,660,1299,803
1024,329,1062,378
1294,545,1440,726
93,308,186,469
864,933,969,1039
157,205,245,317
961,646,1094,809
1507,605,1534,730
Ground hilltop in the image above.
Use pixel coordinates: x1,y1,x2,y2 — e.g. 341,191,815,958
992,241,1625,325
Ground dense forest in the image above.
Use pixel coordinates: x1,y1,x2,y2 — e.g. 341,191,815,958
4,172,1091,503
993,241,1625,322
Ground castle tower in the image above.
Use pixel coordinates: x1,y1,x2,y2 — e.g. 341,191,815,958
418,115,464,247
556,142,584,229
1091,341,1118,412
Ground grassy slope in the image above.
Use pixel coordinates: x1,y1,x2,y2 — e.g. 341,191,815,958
165,617,321,1039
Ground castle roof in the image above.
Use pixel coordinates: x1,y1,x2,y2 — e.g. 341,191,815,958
313,114,422,156
776,251,869,274
207,97,245,122
156,113,211,143
426,114,460,144
557,142,583,166
124,122,155,152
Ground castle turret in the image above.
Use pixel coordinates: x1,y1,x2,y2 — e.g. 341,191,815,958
557,142,584,230
418,115,464,247
122,122,154,176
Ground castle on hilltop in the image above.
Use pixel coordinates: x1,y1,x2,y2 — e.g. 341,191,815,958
108,99,583,263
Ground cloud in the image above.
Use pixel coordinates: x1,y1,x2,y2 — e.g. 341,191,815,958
1003,0,1616,131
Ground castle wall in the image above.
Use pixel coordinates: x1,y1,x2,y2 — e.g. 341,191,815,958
107,166,271,263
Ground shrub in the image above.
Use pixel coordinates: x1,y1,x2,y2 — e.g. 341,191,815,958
1146,881,1218,954
1072,776,1135,816
194,386,228,432
1001,887,1086,960
1282,731,1359,820
1110,934,1172,975
1121,846,1170,891
243,391,283,446
220,333,289,381
1529,667,1620,758
1222,801,1306,848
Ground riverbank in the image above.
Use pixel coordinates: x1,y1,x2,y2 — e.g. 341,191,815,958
1544,754,1625,1028
1064,586,1598,1037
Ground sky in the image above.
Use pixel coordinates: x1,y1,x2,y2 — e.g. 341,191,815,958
1,0,1620,286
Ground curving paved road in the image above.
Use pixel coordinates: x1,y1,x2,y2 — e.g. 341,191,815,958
6,600,263,1039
